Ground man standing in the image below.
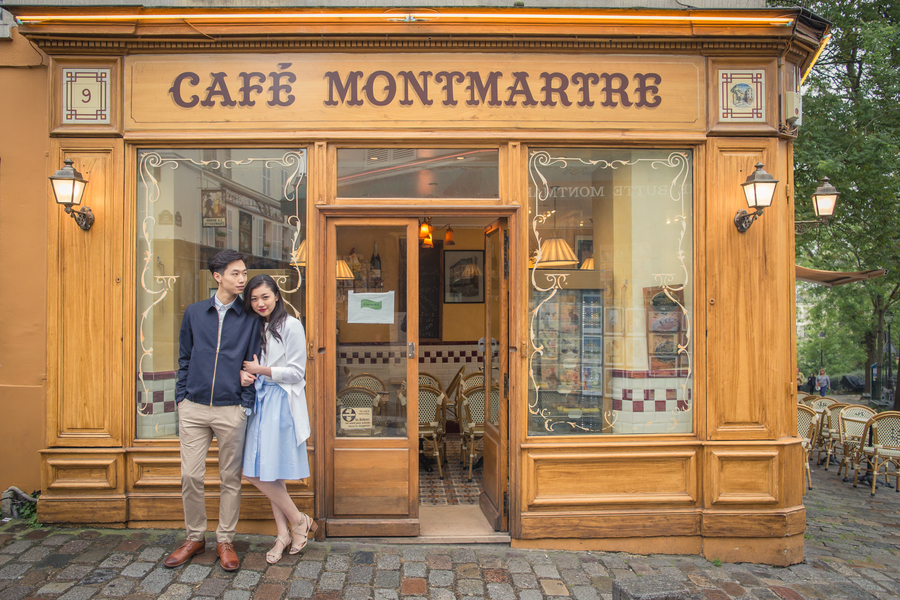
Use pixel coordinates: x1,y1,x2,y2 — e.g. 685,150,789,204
164,250,260,571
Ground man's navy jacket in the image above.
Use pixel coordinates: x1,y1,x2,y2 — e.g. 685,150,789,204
176,295,261,409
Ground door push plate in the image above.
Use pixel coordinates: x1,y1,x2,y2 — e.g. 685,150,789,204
408,341,416,358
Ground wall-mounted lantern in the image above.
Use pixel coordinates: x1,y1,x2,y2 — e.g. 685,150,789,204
734,162,779,233
796,177,841,234
49,158,93,231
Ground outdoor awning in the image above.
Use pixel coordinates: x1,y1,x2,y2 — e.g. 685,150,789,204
796,265,887,287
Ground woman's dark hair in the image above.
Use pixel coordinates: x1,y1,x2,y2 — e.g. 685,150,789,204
243,274,287,356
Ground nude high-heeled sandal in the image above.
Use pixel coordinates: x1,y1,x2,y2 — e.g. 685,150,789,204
289,513,318,554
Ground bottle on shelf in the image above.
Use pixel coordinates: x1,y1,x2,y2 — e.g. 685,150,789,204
371,241,382,285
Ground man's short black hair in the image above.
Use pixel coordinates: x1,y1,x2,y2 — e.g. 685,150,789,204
208,249,247,275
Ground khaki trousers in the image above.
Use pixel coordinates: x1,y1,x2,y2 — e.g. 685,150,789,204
177,400,247,543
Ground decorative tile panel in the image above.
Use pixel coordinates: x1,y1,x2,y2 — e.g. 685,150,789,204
62,68,111,124
718,69,765,122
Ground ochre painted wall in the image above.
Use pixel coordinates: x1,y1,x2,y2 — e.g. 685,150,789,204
0,29,49,493
441,228,485,342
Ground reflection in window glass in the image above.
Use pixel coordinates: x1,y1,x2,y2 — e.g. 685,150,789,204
527,149,693,436
337,148,499,198
135,148,307,440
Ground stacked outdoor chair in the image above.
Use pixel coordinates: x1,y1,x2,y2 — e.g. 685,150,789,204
818,403,849,471
346,373,387,415
797,404,819,491
837,405,876,479
418,384,447,479
854,411,900,496
809,397,837,460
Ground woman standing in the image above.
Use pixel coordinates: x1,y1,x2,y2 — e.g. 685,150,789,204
240,274,317,564
816,368,830,397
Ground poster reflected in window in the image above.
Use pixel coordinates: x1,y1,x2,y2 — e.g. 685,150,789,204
201,189,225,227
444,250,484,304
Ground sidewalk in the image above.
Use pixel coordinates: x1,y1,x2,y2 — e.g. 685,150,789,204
2,464,899,600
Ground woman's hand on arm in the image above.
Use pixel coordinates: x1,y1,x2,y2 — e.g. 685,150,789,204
243,354,272,378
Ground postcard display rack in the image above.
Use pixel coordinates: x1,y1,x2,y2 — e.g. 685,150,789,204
532,290,605,433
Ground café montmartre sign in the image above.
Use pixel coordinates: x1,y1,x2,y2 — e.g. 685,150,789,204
126,54,704,130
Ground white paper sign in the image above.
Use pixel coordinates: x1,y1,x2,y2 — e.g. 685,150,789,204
340,407,373,430
347,291,395,324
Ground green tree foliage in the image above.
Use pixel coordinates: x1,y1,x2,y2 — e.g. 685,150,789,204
776,0,900,401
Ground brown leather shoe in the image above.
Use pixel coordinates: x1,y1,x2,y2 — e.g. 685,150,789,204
216,541,240,571
163,539,206,568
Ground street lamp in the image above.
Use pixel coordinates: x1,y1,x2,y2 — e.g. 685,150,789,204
819,331,826,369
886,310,894,399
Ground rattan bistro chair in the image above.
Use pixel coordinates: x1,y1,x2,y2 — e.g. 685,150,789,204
818,403,849,471
337,386,379,410
838,405,876,479
457,372,485,465
797,404,819,491
461,386,488,481
854,411,900,496
347,373,387,414
418,384,447,479
808,397,837,462
443,366,466,425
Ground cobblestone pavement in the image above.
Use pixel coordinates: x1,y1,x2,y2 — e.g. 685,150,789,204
1,464,899,600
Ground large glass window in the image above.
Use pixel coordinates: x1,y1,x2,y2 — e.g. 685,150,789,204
337,148,499,198
527,149,693,436
135,148,307,440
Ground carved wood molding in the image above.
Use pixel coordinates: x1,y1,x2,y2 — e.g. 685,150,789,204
29,37,791,56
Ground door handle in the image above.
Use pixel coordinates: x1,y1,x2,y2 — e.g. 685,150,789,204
408,341,416,358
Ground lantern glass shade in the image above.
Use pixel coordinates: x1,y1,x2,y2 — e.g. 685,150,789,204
537,237,579,268
886,310,894,325
580,257,595,270
336,259,355,280
49,159,88,207
741,162,778,209
812,177,840,219
418,218,432,240
422,232,434,249
444,227,456,246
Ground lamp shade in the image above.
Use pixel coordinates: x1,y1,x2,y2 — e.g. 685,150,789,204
462,262,481,278
336,259,355,280
741,162,779,209
812,177,840,220
291,240,307,267
444,227,456,246
580,257,595,270
422,232,434,248
537,237,579,268
49,158,88,207
418,218,432,240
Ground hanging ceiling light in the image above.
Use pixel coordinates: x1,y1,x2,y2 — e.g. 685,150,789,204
444,227,456,246
336,259,355,280
291,240,307,267
418,217,432,240
422,232,434,249
538,237,579,268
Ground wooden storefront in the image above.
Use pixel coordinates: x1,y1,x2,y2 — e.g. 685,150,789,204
6,5,828,565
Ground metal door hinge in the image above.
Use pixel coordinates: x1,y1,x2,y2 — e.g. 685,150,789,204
503,230,509,280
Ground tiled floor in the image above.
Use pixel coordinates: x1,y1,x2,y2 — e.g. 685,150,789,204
420,435,483,506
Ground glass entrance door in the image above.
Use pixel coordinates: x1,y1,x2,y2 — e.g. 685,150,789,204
325,218,420,537
481,219,509,530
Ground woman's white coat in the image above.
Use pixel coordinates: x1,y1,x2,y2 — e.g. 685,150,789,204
262,317,310,447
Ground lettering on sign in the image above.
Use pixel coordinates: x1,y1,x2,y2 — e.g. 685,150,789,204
168,66,662,110
127,54,704,130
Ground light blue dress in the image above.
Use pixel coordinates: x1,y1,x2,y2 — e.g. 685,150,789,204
243,375,310,481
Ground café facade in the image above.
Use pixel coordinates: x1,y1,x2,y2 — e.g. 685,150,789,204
0,1,828,564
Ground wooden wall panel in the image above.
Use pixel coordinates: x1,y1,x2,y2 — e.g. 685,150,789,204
708,448,779,505
47,140,125,447
706,138,792,440
524,448,698,510
333,448,409,516
520,511,701,539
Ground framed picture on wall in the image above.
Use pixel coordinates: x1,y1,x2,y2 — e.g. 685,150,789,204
444,250,484,303
201,189,226,227
575,235,593,266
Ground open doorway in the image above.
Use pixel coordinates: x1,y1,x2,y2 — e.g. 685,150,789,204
415,216,510,542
